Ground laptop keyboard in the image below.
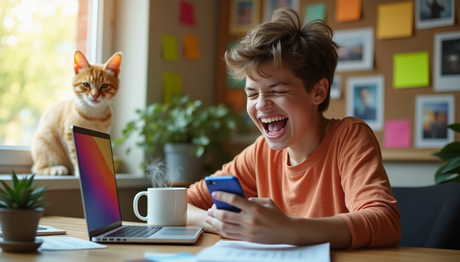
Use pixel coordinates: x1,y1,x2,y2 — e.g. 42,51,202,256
106,226,162,238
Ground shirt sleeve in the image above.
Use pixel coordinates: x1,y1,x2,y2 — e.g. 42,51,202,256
187,137,261,210
335,120,401,248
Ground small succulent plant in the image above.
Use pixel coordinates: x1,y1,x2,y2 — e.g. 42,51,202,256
0,170,49,209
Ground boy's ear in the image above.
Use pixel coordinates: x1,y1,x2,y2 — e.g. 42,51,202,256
74,50,91,74
312,78,329,105
104,52,122,77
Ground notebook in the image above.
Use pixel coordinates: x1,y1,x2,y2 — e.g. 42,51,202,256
71,125,203,244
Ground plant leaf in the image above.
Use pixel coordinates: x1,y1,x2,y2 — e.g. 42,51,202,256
435,164,453,184
439,142,460,154
442,156,460,174
447,123,460,133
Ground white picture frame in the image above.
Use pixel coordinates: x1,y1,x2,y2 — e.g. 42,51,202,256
346,75,384,131
434,31,460,92
330,75,342,99
415,95,455,148
263,0,299,22
229,0,261,35
416,0,455,30
334,28,374,72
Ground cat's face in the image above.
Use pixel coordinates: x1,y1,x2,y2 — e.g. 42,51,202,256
72,51,122,108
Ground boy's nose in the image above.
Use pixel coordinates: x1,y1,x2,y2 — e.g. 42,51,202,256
255,96,274,111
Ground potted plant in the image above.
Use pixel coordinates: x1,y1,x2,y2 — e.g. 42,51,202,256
432,123,460,184
117,94,237,182
0,170,49,252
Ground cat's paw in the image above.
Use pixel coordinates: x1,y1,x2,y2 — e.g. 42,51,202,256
46,166,69,176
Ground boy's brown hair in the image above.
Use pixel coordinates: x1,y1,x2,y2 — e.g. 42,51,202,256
225,7,339,113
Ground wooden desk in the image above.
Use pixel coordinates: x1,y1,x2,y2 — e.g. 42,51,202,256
1,216,459,262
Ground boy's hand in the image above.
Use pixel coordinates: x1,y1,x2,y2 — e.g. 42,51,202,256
206,191,294,244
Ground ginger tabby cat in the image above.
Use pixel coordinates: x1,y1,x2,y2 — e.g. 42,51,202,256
31,50,122,176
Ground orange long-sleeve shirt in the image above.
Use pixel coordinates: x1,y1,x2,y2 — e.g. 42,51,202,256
188,117,401,249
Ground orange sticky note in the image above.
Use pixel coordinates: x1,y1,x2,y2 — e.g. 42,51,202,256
377,1,413,39
183,34,200,60
335,0,361,23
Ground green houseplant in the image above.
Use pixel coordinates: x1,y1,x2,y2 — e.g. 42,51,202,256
432,123,460,184
0,170,49,252
117,94,237,182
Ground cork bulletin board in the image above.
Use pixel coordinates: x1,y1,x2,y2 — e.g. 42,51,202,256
216,0,460,161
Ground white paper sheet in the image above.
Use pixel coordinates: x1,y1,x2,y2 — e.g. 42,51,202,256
37,236,107,251
196,241,330,262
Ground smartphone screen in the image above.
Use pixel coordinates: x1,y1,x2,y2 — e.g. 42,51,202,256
205,176,245,212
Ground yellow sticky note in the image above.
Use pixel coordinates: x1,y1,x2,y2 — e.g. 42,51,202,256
183,34,200,60
393,52,429,89
162,34,178,61
335,0,361,23
377,1,413,39
163,71,182,103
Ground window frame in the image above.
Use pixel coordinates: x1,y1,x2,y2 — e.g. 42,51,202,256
0,0,150,184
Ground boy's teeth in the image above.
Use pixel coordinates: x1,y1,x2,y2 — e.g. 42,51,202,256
261,116,285,123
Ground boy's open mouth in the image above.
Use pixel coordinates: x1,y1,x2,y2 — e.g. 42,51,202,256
260,116,288,136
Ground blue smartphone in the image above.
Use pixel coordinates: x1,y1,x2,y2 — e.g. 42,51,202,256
205,176,245,212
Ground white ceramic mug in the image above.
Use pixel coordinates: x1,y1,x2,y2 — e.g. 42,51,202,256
133,187,187,226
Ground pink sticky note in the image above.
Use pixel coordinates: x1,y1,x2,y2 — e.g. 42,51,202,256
384,120,411,148
180,1,195,26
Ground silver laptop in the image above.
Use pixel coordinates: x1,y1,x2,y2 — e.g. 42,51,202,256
71,125,203,244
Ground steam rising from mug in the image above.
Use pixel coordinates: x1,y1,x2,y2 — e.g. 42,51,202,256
145,158,180,188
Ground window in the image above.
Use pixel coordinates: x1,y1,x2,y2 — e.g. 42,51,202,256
0,0,89,146
1,0,150,175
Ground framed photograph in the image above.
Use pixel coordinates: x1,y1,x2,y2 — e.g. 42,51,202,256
434,31,460,92
229,0,261,35
415,95,455,148
334,28,374,72
263,0,299,22
416,0,455,30
330,75,342,99
346,75,384,131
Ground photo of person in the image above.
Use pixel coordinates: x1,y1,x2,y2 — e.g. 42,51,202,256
434,31,460,92
422,102,449,139
229,0,260,34
237,1,254,25
416,95,455,148
416,0,454,29
264,0,299,21
354,86,376,121
346,75,384,131
441,38,460,76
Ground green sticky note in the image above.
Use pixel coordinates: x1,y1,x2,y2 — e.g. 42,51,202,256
305,2,326,24
162,34,178,61
227,41,245,88
393,52,429,89
163,71,182,103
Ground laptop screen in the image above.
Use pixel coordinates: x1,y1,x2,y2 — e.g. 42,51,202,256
72,126,122,233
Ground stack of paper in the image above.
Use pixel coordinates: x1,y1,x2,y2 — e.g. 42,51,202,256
144,241,330,262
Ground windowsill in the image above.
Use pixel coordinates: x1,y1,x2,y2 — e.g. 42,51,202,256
0,173,151,191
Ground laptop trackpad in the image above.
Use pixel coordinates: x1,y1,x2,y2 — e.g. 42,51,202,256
159,228,198,236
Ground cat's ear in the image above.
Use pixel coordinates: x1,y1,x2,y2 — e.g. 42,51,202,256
74,50,91,74
104,52,122,77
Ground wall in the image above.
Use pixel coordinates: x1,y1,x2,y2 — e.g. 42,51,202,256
110,0,219,175
216,0,459,187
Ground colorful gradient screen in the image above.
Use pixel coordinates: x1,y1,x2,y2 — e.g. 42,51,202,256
74,132,121,233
